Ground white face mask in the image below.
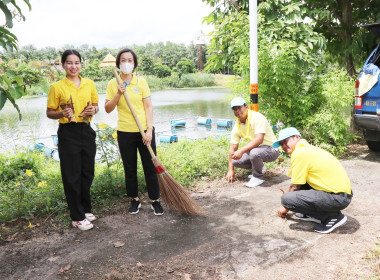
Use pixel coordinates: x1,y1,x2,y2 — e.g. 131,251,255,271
120,62,134,74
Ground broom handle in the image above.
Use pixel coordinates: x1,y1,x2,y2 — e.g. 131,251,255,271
113,69,156,159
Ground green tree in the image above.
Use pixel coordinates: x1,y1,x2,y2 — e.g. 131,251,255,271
175,58,196,79
0,0,31,50
139,55,155,75
303,0,380,76
0,0,32,119
153,63,171,78
203,0,354,152
81,59,101,81
7,63,43,84
202,0,380,76
40,46,59,61
19,44,38,62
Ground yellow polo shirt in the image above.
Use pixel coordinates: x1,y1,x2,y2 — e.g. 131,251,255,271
47,76,99,124
106,75,151,132
231,110,277,146
290,139,351,194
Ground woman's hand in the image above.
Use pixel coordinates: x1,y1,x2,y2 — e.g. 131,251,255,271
84,105,97,116
117,84,126,95
62,107,73,118
143,128,153,146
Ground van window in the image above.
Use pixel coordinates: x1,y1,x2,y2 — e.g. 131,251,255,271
370,45,380,67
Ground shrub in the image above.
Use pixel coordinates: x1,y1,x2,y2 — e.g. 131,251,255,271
0,136,230,222
157,136,230,186
154,63,171,78
0,151,46,182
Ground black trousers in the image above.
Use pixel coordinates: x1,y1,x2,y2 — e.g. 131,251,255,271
58,123,96,221
117,128,160,200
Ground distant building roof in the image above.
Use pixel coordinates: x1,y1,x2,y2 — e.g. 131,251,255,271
99,53,116,68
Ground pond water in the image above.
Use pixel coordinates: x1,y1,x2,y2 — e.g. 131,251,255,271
0,88,234,152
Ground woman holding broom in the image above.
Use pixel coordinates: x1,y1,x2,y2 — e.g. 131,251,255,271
105,48,163,216
46,49,99,231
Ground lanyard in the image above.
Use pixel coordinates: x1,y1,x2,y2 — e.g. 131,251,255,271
237,110,253,140
123,81,131,87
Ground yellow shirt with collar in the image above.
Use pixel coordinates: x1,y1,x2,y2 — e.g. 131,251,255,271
47,76,99,124
105,75,151,132
230,110,277,146
290,139,351,194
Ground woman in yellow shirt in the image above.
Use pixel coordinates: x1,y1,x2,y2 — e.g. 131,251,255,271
47,49,99,231
105,48,163,216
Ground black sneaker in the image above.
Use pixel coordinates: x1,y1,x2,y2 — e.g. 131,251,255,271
314,214,347,234
151,201,164,216
129,199,141,214
295,213,321,223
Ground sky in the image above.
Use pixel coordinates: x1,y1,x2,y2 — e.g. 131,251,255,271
8,0,214,49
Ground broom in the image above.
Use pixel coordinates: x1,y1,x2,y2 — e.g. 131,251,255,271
113,69,205,216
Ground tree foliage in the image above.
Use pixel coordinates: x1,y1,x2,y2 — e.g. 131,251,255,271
0,0,31,50
139,55,155,75
0,0,33,119
175,58,196,79
203,0,380,76
303,0,380,76
153,63,171,78
203,0,356,153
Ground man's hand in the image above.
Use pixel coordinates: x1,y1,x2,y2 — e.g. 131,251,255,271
231,149,243,160
277,206,289,218
279,187,287,195
225,170,235,182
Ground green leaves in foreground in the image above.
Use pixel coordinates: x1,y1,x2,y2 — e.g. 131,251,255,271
0,72,27,120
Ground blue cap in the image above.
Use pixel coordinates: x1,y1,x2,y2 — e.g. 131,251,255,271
272,127,301,148
230,97,246,109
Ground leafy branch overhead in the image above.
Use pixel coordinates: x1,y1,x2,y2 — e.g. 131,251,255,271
0,0,32,120
202,0,380,76
0,0,31,50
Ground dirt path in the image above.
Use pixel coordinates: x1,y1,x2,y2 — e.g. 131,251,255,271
1,145,379,280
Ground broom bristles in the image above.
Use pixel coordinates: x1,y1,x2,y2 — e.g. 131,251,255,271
152,157,205,216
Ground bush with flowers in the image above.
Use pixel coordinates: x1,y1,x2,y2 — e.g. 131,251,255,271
0,130,237,225
0,151,65,222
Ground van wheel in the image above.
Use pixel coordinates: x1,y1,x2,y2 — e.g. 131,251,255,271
366,140,380,152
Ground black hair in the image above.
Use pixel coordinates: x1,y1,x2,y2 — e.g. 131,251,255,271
116,48,138,69
61,49,82,64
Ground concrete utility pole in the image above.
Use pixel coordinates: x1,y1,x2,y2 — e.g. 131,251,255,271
249,0,258,112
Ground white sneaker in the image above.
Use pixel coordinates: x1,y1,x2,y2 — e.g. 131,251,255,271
85,213,97,222
248,166,267,179
246,177,264,188
72,219,94,231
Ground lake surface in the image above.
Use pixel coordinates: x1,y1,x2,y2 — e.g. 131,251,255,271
0,88,234,152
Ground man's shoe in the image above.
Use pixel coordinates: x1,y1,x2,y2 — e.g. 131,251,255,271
151,201,164,216
295,213,321,223
246,177,264,188
85,213,97,222
72,219,93,231
314,214,347,234
248,166,267,178
129,199,141,214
